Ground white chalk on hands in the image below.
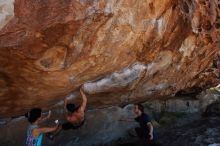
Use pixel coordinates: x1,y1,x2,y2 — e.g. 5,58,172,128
55,120,59,124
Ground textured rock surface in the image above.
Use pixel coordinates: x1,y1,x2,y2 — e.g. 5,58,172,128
158,116,220,146
0,0,14,30
0,105,136,146
0,0,220,117
0,93,220,146
0,98,201,146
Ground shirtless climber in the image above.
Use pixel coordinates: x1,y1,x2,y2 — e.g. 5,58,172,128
47,88,87,139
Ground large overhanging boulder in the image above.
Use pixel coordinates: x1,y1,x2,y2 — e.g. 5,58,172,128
0,0,220,117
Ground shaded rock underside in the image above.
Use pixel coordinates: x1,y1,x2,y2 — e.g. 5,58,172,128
0,0,220,117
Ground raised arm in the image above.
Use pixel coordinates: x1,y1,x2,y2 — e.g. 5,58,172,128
79,88,87,112
38,110,51,123
63,98,69,119
147,122,154,140
64,98,68,112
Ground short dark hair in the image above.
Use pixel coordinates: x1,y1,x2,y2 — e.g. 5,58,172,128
25,108,42,123
135,103,144,113
66,103,79,113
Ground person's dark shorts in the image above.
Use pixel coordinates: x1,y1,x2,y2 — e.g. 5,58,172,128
135,127,149,139
135,127,159,145
62,120,85,130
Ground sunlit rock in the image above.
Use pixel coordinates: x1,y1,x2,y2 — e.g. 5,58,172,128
0,0,219,117
0,0,14,30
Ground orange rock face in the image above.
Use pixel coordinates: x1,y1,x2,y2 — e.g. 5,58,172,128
0,0,220,117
